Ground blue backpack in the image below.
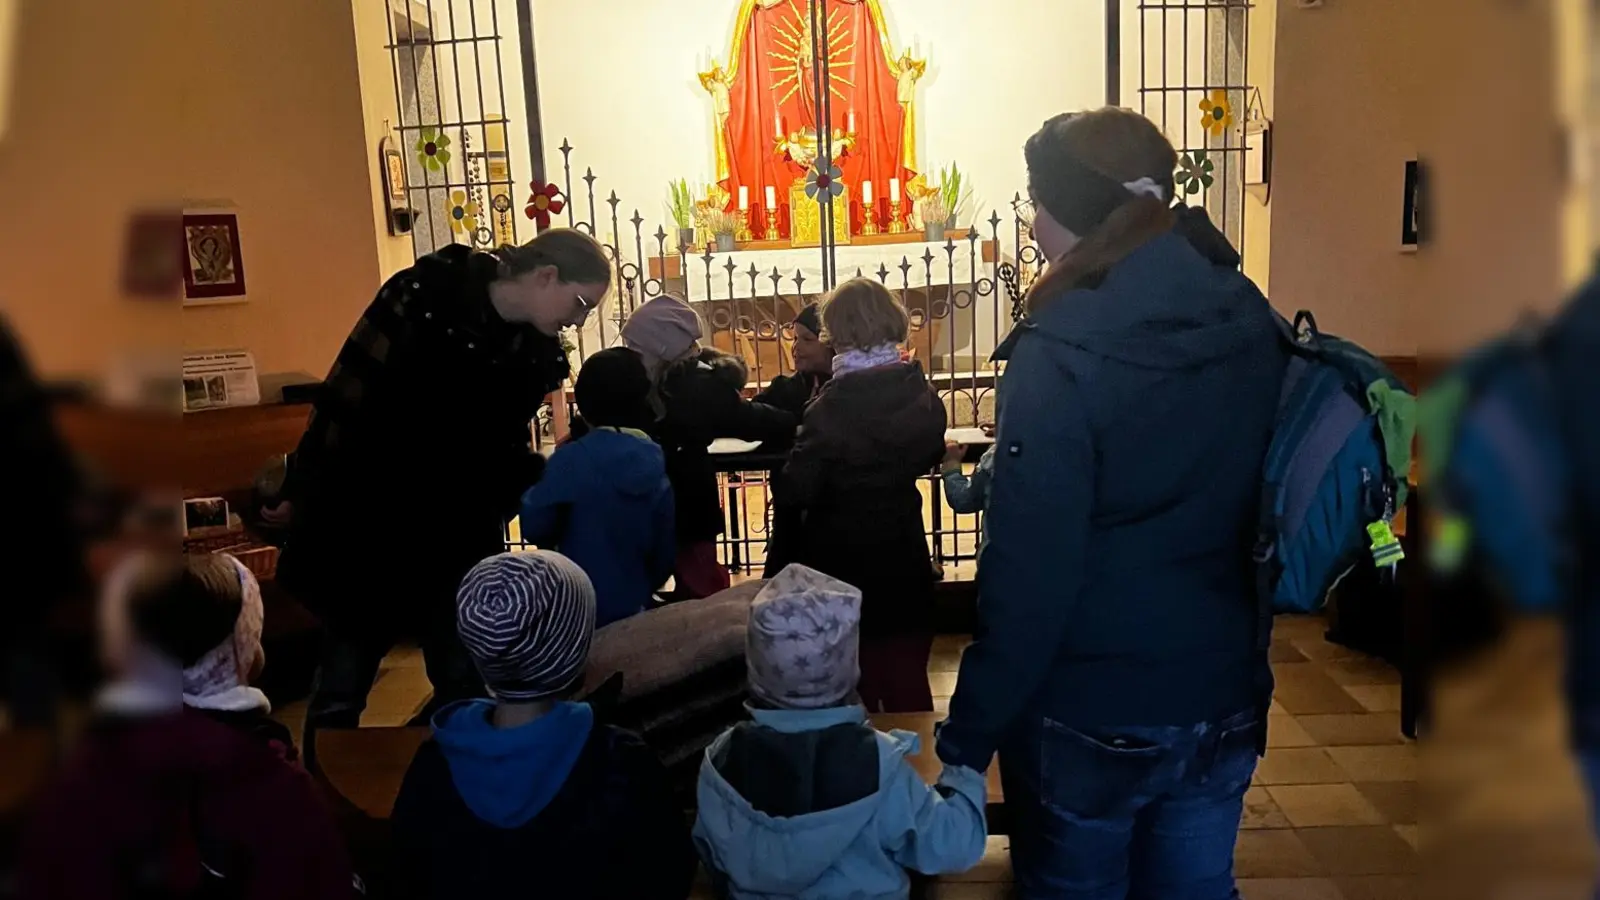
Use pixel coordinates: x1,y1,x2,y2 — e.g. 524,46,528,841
1255,311,1416,617
1420,326,1571,612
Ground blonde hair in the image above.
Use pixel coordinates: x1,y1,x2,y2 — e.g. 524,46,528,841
819,278,909,351
1025,108,1178,310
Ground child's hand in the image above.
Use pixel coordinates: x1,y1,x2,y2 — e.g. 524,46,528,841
942,440,965,468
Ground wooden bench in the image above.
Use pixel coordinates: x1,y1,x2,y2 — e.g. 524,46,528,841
315,712,1003,823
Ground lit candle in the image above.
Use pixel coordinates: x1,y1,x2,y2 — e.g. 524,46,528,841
889,178,901,203
774,110,783,138
765,185,777,209
862,180,873,204
848,109,857,133
738,186,749,211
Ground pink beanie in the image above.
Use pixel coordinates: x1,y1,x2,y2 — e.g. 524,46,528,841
621,294,702,368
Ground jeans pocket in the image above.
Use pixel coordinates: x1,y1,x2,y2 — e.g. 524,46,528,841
1207,712,1265,793
1038,718,1175,820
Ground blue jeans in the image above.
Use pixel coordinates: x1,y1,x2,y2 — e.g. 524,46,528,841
1000,707,1262,900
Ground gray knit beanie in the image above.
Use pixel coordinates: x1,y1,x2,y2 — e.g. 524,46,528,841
456,551,596,702
747,564,862,710
621,294,702,370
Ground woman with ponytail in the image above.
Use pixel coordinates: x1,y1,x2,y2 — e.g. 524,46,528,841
937,109,1287,898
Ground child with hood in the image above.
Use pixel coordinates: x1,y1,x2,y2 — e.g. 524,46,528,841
693,564,987,899
622,294,796,598
20,551,353,899
520,347,675,627
389,551,695,900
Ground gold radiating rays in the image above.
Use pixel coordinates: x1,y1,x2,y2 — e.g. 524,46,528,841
769,0,855,106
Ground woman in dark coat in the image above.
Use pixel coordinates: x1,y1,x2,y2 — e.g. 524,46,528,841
936,109,1285,898
270,229,611,758
621,294,796,599
756,302,833,577
776,279,947,712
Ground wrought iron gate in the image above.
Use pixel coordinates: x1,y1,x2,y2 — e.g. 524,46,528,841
379,0,1253,573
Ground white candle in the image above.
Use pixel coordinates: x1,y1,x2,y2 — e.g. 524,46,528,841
889,178,901,203
848,109,857,133
862,180,873,204
738,186,749,211
774,110,783,138
765,185,777,209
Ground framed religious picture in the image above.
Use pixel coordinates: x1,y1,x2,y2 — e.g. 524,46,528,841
379,136,414,235
1401,159,1423,252
182,212,247,302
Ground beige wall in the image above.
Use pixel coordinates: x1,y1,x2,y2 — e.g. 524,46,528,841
1241,0,1274,294
0,0,382,380
352,0,424,281
1268,0,1564,357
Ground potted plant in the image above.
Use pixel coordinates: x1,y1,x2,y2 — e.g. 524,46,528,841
703,208,743,252
915,195,951,243
937,163,972,229
667,179,696,249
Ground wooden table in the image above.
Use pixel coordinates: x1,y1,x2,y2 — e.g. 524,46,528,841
314,712,1002,821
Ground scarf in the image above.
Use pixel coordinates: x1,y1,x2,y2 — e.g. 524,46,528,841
831,343,902,377
98,551,271,716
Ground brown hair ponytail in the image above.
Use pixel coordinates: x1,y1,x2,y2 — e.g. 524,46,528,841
492,228,613,289
1023,109,1179,312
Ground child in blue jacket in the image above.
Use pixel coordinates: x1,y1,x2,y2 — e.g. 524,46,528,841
940,439,995,515
693,564,987,899
520,348,675,627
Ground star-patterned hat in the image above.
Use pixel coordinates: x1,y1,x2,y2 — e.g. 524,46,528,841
746,564,862,710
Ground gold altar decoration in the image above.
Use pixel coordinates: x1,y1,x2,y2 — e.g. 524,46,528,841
702,0,924,183
789,180,852,248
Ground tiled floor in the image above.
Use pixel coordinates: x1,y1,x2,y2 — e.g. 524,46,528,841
273,614,1598,899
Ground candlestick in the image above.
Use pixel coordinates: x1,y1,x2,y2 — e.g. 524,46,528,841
774,110,782,138
861,199,880,236
738,186,749,211
888,199,906,234
765,185,777,209
848,109,857,134
889,178,901,204
766,206,780,241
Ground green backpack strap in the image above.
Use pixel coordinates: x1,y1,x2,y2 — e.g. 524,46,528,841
1364,379,1418,510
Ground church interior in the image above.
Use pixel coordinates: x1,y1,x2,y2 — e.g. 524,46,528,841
2,0,1600,896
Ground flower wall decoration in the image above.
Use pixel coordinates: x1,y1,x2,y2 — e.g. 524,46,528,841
448,190,481,235
525,181,566,230
1198,90,1235,137
1174,150,1216,196
805,156,844,201
416,126,452,171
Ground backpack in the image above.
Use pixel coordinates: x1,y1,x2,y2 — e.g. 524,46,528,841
1419,324,1571,613
1255,311,1417,618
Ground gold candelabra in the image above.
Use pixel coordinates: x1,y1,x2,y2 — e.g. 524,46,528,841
861,200,880,236
888,200,907,234
736,216,754,243
766,207,780,240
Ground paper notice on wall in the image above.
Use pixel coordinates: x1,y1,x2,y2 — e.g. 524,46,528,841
181,350,261,411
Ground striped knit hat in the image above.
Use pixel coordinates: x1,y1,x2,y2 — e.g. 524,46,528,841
456,551,596,702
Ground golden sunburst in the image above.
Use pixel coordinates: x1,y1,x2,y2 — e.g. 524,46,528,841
769,0,856,105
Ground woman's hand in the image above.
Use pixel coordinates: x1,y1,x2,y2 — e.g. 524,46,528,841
260,501,293,527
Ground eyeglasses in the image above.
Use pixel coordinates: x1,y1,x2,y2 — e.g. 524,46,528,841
573,292,596,320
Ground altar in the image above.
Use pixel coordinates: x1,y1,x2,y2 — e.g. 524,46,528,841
680,235,986,302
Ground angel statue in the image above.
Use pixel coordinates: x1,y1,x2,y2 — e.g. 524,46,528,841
892,49,927,171
699,58,736,179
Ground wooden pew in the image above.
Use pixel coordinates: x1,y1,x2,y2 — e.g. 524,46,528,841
314,712,1004,823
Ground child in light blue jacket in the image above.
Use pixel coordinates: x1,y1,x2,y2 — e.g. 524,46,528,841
693,564,986,900
940,440,995,515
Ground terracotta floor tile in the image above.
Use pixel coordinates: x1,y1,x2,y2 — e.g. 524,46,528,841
1332,876,1418,900
1254,748,1353,786
1242,786,1293,829
1296,714,1408,746
1234,829,1324,878
1353,782,1417,825
1392,825,1418,850
1267,715,1317,749
1296,826,1419,876
1238,878,1345,900
1265,784,1386,828
1292,637,1364,662
1272,665,1368,715
1272,615,1332,641
1325,745,1417,783
1269,642,1309,664
1322,658,1402,688
1342,685,1403,713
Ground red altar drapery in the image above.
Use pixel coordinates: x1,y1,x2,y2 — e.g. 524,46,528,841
721,0,914,233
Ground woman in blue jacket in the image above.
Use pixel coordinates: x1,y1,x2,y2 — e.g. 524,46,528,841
936,108,1287,899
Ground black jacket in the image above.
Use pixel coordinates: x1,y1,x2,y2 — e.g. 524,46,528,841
276,246,568,628
389,723,695,900
649,350,796,543
770,362,947,637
